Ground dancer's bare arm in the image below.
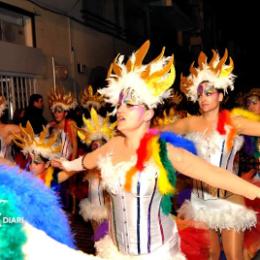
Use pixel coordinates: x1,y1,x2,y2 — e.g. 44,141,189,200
168,144,260,200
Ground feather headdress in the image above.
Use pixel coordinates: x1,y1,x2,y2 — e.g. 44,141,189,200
80,85,104,110
153,108,179,127
180,49,235,102
48,89,77,112
99,40,176,109
77,107,117,145
12,122,61,160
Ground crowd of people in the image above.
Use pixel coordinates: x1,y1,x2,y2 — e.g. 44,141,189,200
0,40,260,260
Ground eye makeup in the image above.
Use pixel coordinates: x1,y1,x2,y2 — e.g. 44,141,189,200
53,106,64,113
197,84,217,97
247,96,259,106
118,89,140,107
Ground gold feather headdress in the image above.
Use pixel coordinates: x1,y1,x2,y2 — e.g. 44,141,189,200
0,96,7,117
180,49,235,102
12,121,61,160
77,107,117,145
48,89,77,112
80,85,104,110
98,40,176,109
153,108,179,127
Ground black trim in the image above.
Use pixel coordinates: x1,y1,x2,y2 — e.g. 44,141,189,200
217,140,225,197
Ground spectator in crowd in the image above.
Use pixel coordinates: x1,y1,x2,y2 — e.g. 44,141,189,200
22,93,47,134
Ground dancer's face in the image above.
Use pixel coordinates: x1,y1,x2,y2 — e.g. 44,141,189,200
116,90,153,133
29,154,48,176
53,106,67,122
197,82,223,113
246,95,260,115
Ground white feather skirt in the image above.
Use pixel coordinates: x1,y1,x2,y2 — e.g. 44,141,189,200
79,198,107,223
178,192,257,232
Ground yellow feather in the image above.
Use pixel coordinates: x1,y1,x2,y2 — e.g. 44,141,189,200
231,108,260,121
147,56,174,84
88,85,93,96
220,58,234,78
150,137,175,195
44,167,54,187
90,108,100,129
26,121,35,139
148,65,176,96
82,114,95,132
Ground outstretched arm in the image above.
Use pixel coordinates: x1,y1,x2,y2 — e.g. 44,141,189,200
51,137,116,172
167,144,260,200
57,170,77,183
232,116,260,136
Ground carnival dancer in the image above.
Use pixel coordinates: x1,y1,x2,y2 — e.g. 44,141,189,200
12,121,75,192
47,88,80,213
48,88,78,160
164,49,260,260
52,41,260,260
77,107,116,233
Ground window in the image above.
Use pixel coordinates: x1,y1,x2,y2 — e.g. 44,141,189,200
0,73,38,120
0,3,35,47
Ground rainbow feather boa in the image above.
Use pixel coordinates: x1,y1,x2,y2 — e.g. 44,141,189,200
124,129,197,215
217,108,260,152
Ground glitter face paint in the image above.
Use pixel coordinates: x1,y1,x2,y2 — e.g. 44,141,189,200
246,96,259,107
197,83,217,99
118,88,142,108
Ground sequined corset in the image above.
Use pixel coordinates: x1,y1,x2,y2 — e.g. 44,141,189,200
186,131,244,199
98,155,176,255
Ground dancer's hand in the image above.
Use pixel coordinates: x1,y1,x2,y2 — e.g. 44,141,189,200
51,158,64,170
51,156,86,172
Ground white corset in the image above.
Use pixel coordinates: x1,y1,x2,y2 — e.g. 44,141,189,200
186,130,244,199
186,130,243,170
98,155,178,256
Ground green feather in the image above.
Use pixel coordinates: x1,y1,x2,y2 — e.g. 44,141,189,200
161,195,173,215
